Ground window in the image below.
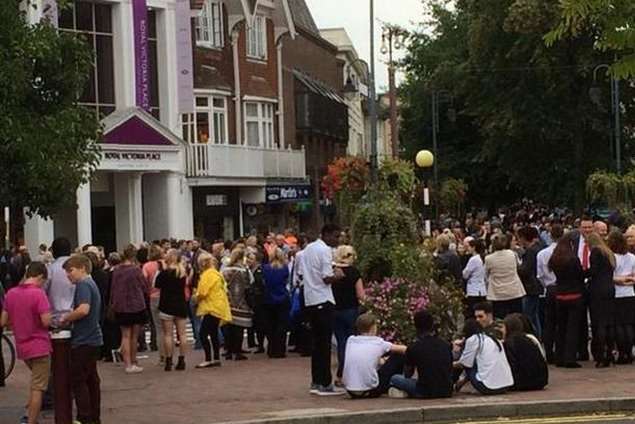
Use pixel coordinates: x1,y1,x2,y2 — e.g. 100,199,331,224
182,95,228,144
196,0,223,48
247,15,266,60
59,2,115,119
244,102,274,147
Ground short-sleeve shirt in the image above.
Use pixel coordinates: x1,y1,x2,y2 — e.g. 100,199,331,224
71,277,103,348
4,282,52,360
342,335,392,391
300,239,335,306
459,334,514,390
614,253,635,298
406,335,454,398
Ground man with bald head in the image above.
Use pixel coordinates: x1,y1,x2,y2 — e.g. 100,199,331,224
593,220,608,239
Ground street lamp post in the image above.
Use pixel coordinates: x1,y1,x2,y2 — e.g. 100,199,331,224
416,150,434,236
368,0,378,183
590,64,622,175
381,24,408,159
431,90,454,219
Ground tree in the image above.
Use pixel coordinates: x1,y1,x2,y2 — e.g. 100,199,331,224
545,0,635,79
0,1,101,220
399,0,635,211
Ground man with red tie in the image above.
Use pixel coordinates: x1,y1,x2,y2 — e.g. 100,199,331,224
573,215,595,361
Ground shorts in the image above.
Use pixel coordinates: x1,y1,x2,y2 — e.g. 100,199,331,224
115,310,148,327
25,356,50,392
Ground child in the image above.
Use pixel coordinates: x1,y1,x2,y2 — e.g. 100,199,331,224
0,262,52,424
342,313,407,398
60,254,103,424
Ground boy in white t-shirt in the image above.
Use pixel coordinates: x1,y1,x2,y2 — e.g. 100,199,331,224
343,313,407,398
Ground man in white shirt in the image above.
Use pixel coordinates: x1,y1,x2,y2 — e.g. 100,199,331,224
574,215,594,362
301,224,344,396
537,224,562,364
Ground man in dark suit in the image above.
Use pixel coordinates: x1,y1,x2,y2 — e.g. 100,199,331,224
571,215,595,362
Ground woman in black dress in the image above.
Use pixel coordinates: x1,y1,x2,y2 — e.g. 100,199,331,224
586,233,616,367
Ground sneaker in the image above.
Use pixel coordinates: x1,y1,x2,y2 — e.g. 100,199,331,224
309,383,321,394
388,387,408,398
316,384,345,396
125,365,144,374
196,361,214,368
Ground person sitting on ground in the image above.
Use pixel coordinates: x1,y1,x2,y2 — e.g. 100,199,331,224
454,318,514,395
473,301,504,340
388,310,454,399
502,313,548,391
342,313,406,398
0,262,51,424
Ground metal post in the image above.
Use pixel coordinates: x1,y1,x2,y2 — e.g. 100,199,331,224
388,33,399,159
431,92,439,219
369,0,378,183
613,77,621,175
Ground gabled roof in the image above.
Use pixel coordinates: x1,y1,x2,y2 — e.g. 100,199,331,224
101,107,183,146
287,0,319,37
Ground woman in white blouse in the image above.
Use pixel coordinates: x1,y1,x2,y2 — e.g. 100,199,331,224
463,238,487,318
608,231,635,364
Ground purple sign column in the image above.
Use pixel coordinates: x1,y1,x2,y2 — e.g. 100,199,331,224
132,0,150,111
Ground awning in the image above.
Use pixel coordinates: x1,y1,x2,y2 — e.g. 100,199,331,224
292,70,346,105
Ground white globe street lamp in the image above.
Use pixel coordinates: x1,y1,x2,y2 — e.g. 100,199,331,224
415,150,434,236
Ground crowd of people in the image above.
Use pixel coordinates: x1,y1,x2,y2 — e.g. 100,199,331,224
2,203,635,422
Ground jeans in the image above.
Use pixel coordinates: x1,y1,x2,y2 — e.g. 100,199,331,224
264,300,290,358
308,302,335,387
150,297,163,355
523,295,542,338
188,297,202,349
556,297,585,364
225,324,246,355
465,366,508,395
543,286,557,362
390,375,425,398
70,345,101,424
334,308,358,378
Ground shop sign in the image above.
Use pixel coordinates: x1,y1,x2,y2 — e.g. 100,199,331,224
206,194,228,206
266,185,311,203
103,151,161,161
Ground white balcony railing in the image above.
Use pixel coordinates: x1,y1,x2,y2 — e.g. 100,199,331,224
186,143,306,180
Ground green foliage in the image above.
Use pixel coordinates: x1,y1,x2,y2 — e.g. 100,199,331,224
399,0,634,210
352,190,418,281
378,158,417,201
587,170,635,208
545,0,635,79
439,178,468,215
0,1,102,217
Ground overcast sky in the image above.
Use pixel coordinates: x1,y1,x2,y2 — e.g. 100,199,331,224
305,0,425,90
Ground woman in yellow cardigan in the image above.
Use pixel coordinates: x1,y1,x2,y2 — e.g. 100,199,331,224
195,252,232,368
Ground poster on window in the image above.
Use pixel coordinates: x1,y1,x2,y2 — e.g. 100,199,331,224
132,0,150,111
176,0,194,114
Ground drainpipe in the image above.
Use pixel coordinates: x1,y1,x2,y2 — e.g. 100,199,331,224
232,28,242,144
277,41,285,149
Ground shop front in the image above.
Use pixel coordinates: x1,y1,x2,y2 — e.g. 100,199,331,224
24,108,193,254
243,183,312,236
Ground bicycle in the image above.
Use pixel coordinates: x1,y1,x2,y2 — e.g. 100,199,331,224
1,331,16,380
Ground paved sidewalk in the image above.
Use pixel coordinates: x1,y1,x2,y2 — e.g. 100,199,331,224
3,350,635,424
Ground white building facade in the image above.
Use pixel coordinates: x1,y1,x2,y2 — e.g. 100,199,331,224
20,0,307,254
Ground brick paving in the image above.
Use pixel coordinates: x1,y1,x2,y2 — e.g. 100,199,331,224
2,349,635,424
